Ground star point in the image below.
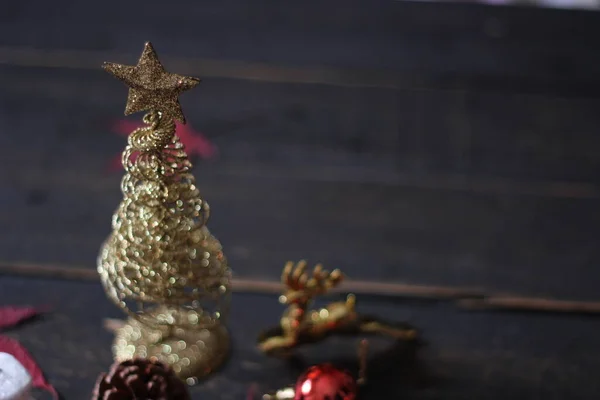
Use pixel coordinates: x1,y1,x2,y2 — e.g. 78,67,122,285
103,42,200,124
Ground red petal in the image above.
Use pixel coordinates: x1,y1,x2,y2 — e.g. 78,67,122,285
175,124,218,159
108,119,219,173
0,306,47,330
112,120,141,135
0,336,58,399
185,133,218,159
107,155,123,172
247,383,258,400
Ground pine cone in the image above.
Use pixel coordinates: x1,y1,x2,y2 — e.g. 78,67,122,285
92,358,191,400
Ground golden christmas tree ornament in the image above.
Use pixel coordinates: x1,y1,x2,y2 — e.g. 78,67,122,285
97,42,231,382
257,261,419,356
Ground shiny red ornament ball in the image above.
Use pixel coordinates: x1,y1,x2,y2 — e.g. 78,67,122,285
294,364,357,400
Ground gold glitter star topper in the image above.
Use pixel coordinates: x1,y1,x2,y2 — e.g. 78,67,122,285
103,42,200,123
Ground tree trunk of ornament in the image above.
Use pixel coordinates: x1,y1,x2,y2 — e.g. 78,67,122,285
97,110,231,382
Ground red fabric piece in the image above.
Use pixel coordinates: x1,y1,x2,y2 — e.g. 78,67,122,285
0,307,58,399
108,119,218,172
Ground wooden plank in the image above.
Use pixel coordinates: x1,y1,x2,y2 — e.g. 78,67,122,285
2,276,600,399
0,169,599,301
7,262,600,315
0,66,600,300
1,65,600,187
1,1,600,94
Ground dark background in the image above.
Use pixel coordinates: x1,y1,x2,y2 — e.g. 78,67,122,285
1,0,600,398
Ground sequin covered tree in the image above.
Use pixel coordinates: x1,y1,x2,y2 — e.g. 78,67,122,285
97,42,231,382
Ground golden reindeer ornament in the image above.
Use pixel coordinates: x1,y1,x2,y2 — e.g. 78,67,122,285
257,261,418,355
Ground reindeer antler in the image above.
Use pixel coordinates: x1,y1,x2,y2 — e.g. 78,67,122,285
282,260,344,295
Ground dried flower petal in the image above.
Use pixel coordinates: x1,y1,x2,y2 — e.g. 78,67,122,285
108,119,217,172
0,306,46,330
0,336,58,399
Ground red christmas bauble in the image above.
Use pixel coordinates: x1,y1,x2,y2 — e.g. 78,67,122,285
293,364,357,400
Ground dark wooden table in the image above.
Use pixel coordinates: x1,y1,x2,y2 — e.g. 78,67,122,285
3,276,600,399
2,1,600,398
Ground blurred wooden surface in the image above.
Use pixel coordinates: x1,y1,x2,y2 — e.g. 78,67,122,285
1,1,600,398
0,64,599,301
1,0,600,94
3,276,600,399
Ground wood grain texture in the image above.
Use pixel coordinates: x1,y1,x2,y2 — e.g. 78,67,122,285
2,276,600,399
0,66,599,301
1,2,599,398
7,262,600,315
0,0,600,95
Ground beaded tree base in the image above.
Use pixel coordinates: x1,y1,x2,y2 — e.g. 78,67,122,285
112,308,230,383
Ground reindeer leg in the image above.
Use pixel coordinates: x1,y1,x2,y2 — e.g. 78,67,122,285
357,315,419,340
258,334,297,355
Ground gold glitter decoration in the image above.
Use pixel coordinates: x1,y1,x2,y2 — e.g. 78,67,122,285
97,42,231,381
103,42,199,123
257,261,418,355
